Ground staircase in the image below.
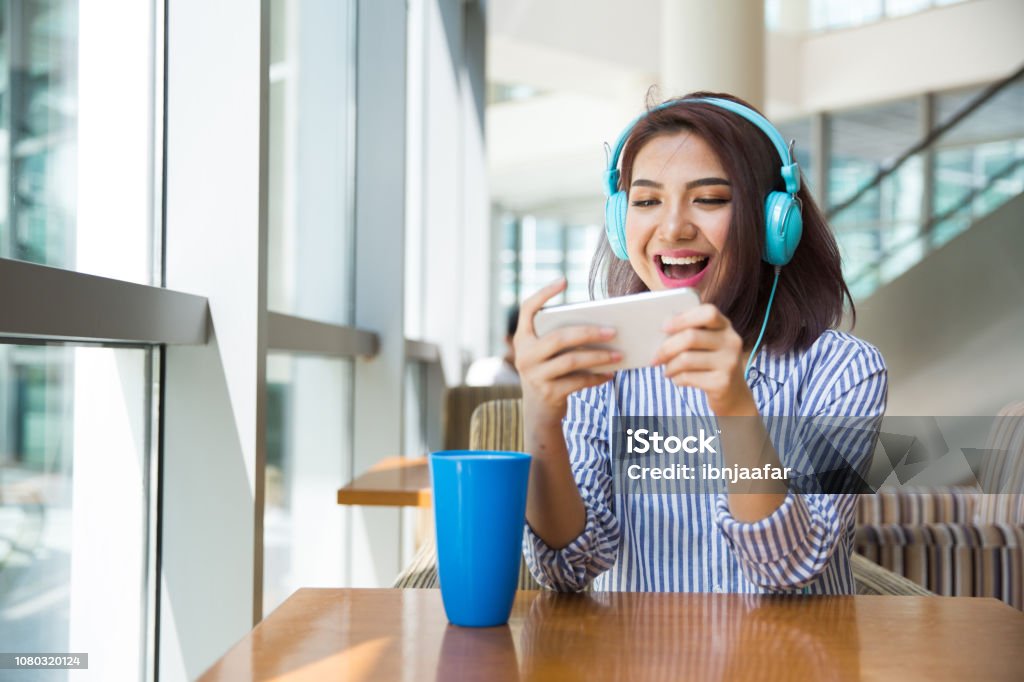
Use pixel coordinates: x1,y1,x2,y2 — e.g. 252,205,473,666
831,65,1024,415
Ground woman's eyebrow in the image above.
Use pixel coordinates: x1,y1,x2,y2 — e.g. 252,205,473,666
631,177,731,189
686,177,731,189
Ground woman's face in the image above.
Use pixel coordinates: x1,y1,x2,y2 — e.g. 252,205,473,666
624,131,732,298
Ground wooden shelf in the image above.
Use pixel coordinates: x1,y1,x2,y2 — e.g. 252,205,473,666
337,456,431,508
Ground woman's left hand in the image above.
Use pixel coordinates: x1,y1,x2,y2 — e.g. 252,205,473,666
652,303,757,416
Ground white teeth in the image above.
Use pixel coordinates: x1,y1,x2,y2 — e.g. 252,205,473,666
661,255,708,265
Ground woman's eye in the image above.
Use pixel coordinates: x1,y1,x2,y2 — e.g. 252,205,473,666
695,197,730,205
630,199,660,207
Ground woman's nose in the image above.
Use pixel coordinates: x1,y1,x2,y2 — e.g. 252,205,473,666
658,204,699,242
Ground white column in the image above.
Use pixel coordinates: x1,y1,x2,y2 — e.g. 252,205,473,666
460,0,490,364
421,0,467,385
416,0,490,384
659,0,765,109
350,0,408,587
161,0,268,678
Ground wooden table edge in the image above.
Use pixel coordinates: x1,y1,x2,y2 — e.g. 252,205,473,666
336,456,431,508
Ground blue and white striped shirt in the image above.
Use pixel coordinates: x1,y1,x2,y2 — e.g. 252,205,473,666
523,330,888,594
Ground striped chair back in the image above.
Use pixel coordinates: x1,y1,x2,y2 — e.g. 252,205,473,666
975,401,1024,525
443,385,522,451
469,398,543,590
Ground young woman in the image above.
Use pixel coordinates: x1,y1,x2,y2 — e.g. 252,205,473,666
514,93,887,593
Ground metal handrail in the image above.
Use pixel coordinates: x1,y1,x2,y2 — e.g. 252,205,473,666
846,155,1024,287
827,62,1024,219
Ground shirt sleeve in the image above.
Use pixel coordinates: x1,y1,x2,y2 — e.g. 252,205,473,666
714,339,888,590
523,381,620,592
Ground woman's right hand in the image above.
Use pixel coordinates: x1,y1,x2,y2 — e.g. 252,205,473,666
514,278,620,429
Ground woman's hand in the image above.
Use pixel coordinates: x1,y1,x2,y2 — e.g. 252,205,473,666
652,303,757,417
514,278,620,429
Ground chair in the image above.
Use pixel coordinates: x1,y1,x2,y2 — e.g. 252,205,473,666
855,402,1024,609
442,385,522,451
395,399,932,596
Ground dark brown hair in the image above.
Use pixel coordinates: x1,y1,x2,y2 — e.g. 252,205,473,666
589,91,854,354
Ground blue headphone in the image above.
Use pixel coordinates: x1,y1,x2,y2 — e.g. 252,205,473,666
603,97,803,267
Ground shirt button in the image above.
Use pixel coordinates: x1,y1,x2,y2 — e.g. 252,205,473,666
712,585,724,594
748,368,759,379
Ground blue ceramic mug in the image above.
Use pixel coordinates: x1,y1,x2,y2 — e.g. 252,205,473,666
430,450,532,627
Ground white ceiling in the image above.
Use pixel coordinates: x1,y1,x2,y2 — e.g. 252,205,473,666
486,0,663,221
488,0,661,79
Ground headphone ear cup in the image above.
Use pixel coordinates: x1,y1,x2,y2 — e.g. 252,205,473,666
604,190,630,260
763,191,803,266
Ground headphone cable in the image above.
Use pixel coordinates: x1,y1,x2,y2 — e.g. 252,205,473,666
744,266,782,380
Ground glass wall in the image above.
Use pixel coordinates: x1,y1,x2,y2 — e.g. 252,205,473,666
931,78,1024,247
806,0,968,32
0,0,155,286
0,1,78,273
263,0,358,616
828,97,925,292
1,0,437,674
0,344,152,681
267,0,357,325
264,354,352,617
1,1,158,679
494,211,601,350
817,72,1024,296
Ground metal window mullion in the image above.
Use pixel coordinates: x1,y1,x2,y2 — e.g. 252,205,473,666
921,92,937,241
6,0,26,263
813,110,829,211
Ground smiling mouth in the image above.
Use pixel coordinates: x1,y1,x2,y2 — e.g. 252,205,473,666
656,254,710,281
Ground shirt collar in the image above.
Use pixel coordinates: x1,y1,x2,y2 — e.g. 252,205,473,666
749,345,797,385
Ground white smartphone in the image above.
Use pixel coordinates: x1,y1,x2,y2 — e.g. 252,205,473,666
533,288,701,373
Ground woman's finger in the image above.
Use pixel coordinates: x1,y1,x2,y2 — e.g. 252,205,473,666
665,369,732,394
548,371,616,398
516,324,614,372
664,303,730,334
533,324,616,359
652,328,720,365
517,278,567,338
662,349,736,379
536,348,622,381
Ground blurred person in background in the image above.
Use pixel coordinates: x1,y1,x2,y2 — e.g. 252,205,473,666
465,305,521,386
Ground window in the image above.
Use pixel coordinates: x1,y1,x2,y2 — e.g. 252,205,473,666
828,98,924,286
264,353,353,616
267,0,357,326
493,211,601,352
0,0,156,285
263,0,359,617
0,344,154,680
932,79,1024,245
0,2,159,679
807,0,968,32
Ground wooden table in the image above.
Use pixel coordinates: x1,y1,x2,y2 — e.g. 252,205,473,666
200,588,1024,681
336,456,430,507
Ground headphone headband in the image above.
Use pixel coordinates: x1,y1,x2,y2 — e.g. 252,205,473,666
603,97,801,196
